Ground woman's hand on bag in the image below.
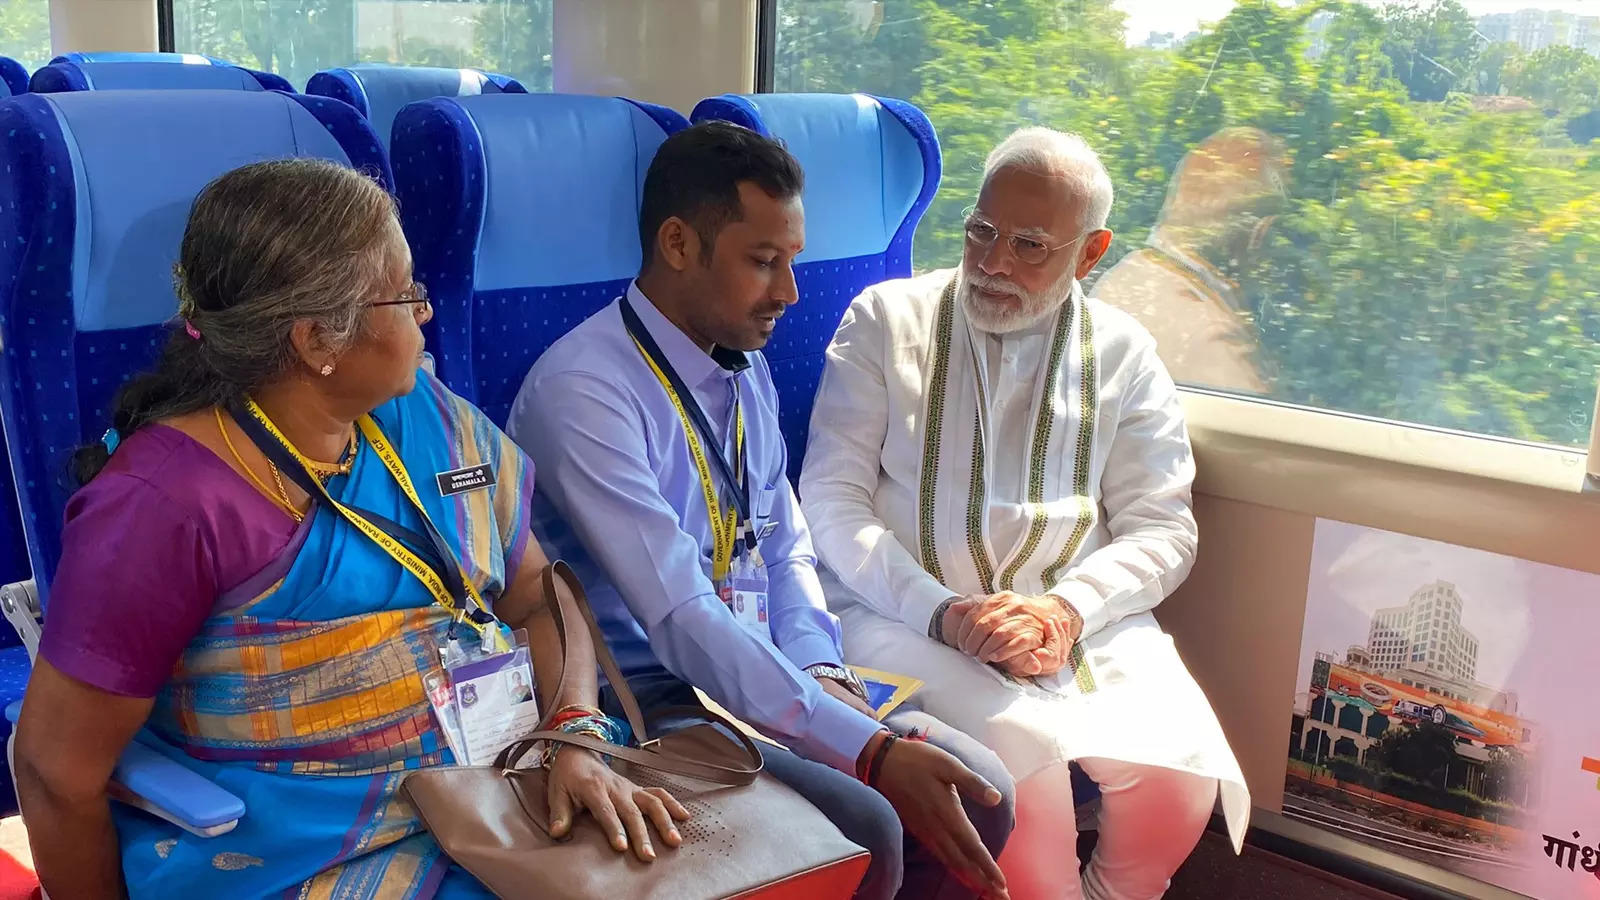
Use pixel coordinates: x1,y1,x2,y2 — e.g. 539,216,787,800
547,748,691,862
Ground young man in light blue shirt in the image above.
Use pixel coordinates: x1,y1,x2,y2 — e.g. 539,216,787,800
509,122,1014,900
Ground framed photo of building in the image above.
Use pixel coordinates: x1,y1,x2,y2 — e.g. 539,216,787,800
1287,519,1600,898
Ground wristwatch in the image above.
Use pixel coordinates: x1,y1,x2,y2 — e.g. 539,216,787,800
806,663,870,702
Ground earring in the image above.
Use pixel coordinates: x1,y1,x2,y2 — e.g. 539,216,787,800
320,364,335,376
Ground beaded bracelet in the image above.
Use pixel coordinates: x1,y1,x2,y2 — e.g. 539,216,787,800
539,713,628,768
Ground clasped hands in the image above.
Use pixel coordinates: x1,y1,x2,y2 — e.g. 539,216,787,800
937,592,1082,678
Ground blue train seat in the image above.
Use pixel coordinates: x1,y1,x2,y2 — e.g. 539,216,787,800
0,57,27,97
690,93,940,482
391,93,686,423
307,64,528,150
0,89,390,831
32,54,292,93
50,52,230,65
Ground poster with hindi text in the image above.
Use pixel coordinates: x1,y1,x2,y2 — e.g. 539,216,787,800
1286,518,1600,898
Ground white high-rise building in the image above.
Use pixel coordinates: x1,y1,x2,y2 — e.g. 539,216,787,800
1365,582,1479,683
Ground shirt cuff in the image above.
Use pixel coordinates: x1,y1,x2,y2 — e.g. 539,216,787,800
804,692,888,774
905,578,959,638
1051,581,1111,640
781,632,844,671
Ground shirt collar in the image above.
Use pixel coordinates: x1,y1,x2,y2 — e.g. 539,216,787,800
626,281,751,387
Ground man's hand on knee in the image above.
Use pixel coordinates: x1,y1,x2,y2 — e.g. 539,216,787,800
863,733,1011,899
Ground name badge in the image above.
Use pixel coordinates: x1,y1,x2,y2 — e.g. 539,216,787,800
718,565,771,642
436,464,496,497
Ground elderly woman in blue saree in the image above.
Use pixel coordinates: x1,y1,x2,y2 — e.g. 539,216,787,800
14,159,688,899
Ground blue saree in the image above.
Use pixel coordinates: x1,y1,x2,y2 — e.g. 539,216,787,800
115,371,533,900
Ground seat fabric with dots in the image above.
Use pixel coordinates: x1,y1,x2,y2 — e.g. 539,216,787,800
0,89,390,592
391,93,687,426
690,94,940,482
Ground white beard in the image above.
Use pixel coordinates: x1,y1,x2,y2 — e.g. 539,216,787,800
957,265,1078,334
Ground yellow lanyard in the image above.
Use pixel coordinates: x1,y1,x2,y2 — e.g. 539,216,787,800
629,336,746,582
243,400,505,650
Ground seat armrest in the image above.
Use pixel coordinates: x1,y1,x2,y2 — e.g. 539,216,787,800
110,739,245,837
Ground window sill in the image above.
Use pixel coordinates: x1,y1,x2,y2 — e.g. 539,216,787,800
1178,389,1600,573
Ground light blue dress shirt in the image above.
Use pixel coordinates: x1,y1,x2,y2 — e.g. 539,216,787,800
508,283,882,773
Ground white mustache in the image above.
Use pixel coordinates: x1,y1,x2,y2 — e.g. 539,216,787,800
965,274,1024,298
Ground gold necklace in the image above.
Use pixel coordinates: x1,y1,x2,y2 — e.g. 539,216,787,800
215,406,305,522
303,429,359,480
268,462,306,523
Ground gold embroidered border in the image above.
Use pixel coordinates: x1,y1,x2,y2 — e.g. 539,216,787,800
1043,301,1098,587
997,303,1075,592
916,280,958,584
1043,300,1100,695
965,407,996,593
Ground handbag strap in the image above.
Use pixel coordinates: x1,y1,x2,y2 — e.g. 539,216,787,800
490,561,762,786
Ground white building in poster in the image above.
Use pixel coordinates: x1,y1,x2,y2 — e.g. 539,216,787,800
1352,581,1525,712
1366,581,1478,679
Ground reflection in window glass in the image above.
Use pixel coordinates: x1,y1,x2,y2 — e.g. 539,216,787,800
171,0,553,93
0,0,52,72
775,0,1600,446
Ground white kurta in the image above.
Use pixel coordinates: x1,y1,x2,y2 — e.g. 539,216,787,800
799,268,1250,851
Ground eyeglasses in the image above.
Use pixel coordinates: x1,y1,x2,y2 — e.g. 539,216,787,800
370,281,432,314
963,211,1080,266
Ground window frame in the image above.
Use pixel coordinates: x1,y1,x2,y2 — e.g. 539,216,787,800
754,0,777,93
157,0,176,53
762,2,1600,461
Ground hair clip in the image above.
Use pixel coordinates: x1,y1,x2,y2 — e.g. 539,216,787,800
183,319,202,341
101,428,121,455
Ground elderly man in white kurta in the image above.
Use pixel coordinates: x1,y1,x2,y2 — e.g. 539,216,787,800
799,128,1250,900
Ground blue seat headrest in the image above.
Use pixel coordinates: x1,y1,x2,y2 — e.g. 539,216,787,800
441,93,680,289
43,91,360,331
31,61,269,94
0,89,387,585
0,58,27,97
50,52,231,66
691,93,932,265
308,65,527,147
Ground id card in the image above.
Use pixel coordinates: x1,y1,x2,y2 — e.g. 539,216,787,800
717,550,771,641
428,628,542,766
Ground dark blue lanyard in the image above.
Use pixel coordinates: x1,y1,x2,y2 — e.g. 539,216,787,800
619,297,755,551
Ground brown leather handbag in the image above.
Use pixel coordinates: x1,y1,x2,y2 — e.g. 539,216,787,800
401,562,871,899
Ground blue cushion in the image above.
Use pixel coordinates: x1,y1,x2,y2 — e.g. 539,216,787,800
59,93,351,332
692,93,929,265
118,735,247,829
0,648,30,814
0,57,26,97
0,90,388,590
31,61,268,94
692,93,941,479
308,65,528,150
51,52,230,66
392,93,687,414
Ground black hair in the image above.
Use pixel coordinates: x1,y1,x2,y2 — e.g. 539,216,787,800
637,120,804,270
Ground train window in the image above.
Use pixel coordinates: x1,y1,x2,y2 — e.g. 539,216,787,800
168,0,553,91
773,0,1600,448
0,0,51,70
